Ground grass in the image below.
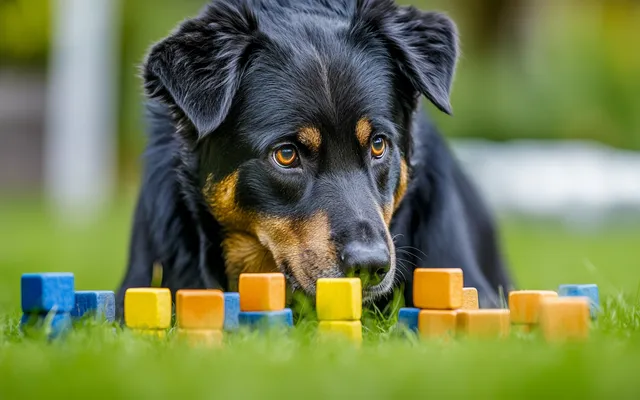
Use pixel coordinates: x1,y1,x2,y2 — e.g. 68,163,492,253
1,197,639,398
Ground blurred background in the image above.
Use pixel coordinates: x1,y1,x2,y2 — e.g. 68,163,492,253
1,0,639,312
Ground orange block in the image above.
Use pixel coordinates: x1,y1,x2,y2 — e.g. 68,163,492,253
177,329,223,347
413,268,463,309
418,310,457,339
239,273,286,312
539,297,590,342
457,309,511,339
176,289,224,329
509,290,558,324
462,287,479,310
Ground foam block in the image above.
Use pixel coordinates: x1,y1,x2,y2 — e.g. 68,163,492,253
124,288,171,329
397,308,419,332
509,290,558,324
462,287,479,310
456,309,511,339
224,292,240,331
540,297,590,342
238,273,285,312
238,308,293,329
318,321,362,343
558,284,600,319
177,329,223,347
20,312,72,339
316,278,362,320
176,289,224,329
413,268,463,310
72,291,116,322
418,310,457,339
21,273,75,313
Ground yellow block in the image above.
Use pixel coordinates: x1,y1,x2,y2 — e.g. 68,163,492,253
177,328,223,347
131,329,167,338
539,297,590,342
462,287,479,310
318,321,362,344
316,278,362,320
509,290,558,324
418,310,457,339
413,268,463,309
457,309,510,339
176,289,224,329
124,288,172,329
239,273,286,312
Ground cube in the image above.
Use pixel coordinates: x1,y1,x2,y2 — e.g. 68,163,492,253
72,291,116,322
413,268,463,309
124,288,171,329
318,321,362,343
456,309,510,339
316,278,362,320
509,290,558,324
224,292,240,331
177,329,223,347
238,273,285,312
462,287,479,310
238,309,293,329
397,308,419,332
176,289,224,329
539,297,590,342
131,329,167,338
558,284,600,319
20,312,72,339
418,310,457,339
21,273,75,313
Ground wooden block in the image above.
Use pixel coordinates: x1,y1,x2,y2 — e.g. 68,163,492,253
21,273,75,313
238,273,285,312
457,309,511,339
397,308,419,332
558,284,600,319
177,329,223,347
316,278,362,320
413,268,463,310
418,310,457,339
176,289,224,329
462,287,479,310
238,309,293,330
514,324,534,334
223,292,240,331
509,290,558,324
318,321,362,343
131,329,167,338
539,297,590,342
72,291,116,322
124,288,171,329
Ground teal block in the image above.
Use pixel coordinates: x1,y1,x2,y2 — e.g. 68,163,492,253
21,273,75,313
558,284,600,319
72,291,116,322
21,312,72,339
397,307,419,332
224,292,240,331
238,309,293,330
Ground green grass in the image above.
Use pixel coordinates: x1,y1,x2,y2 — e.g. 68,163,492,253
1,198,639,398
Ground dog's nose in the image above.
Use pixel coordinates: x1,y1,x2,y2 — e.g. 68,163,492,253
340,241,390,286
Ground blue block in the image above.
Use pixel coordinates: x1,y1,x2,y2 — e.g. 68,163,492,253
72,291,116,322
21,273,75,313
238,309,293,330
558,284,600,319
224,292,240,331
21,312,72,339
397,307,420,332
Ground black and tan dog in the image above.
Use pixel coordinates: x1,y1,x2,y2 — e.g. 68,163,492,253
115,0,513,318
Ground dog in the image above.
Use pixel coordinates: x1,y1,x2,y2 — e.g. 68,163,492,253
115,0,513,318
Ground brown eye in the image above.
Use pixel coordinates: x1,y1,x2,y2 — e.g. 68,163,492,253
371,136,386,159
273,145,299,168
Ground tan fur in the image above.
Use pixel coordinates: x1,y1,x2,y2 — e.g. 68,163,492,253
393,159,409,210
297,127,322,152
355,118,372,147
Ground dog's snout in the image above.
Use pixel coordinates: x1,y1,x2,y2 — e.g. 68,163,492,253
340,241,390,286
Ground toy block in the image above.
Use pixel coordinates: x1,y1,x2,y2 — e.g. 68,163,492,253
316,278,362,320
418,310,457,339
397,308,419,332
224,292,240,331
413,268,463,310
239,273,285,312
124,288,171,329
21,273,75,313
177,329,223,347
131,329,167,338
20,312,72,339
318,321,362,344
539,297,590,342
176,289,224,330
456,309,511,339
558,284,600,319
72,291,116,322
509,290,558,324
238,308,293,329
462,287,479,310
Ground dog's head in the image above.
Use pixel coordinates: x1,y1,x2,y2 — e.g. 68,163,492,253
142,0,458,301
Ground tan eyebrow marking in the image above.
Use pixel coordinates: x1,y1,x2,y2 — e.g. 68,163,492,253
355,118,372,147
297,127,322,152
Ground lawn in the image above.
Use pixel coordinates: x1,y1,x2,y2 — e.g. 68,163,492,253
1,197,639,398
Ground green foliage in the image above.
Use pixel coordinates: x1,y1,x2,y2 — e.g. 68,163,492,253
0,0,50,65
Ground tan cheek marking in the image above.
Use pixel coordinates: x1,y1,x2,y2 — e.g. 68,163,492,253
297,127,322,152
382,204,393,226
355,118,372,148
203,171,252,231
222,232,278,291
393,159,409,210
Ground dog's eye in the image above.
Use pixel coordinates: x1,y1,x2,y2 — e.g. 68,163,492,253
371,136,387,159
273,145,300,168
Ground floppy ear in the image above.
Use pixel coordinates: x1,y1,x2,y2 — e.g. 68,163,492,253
142,3,262,139
353,0,459,114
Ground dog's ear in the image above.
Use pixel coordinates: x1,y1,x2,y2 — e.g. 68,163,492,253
142,3,263,138
353,0,459,114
